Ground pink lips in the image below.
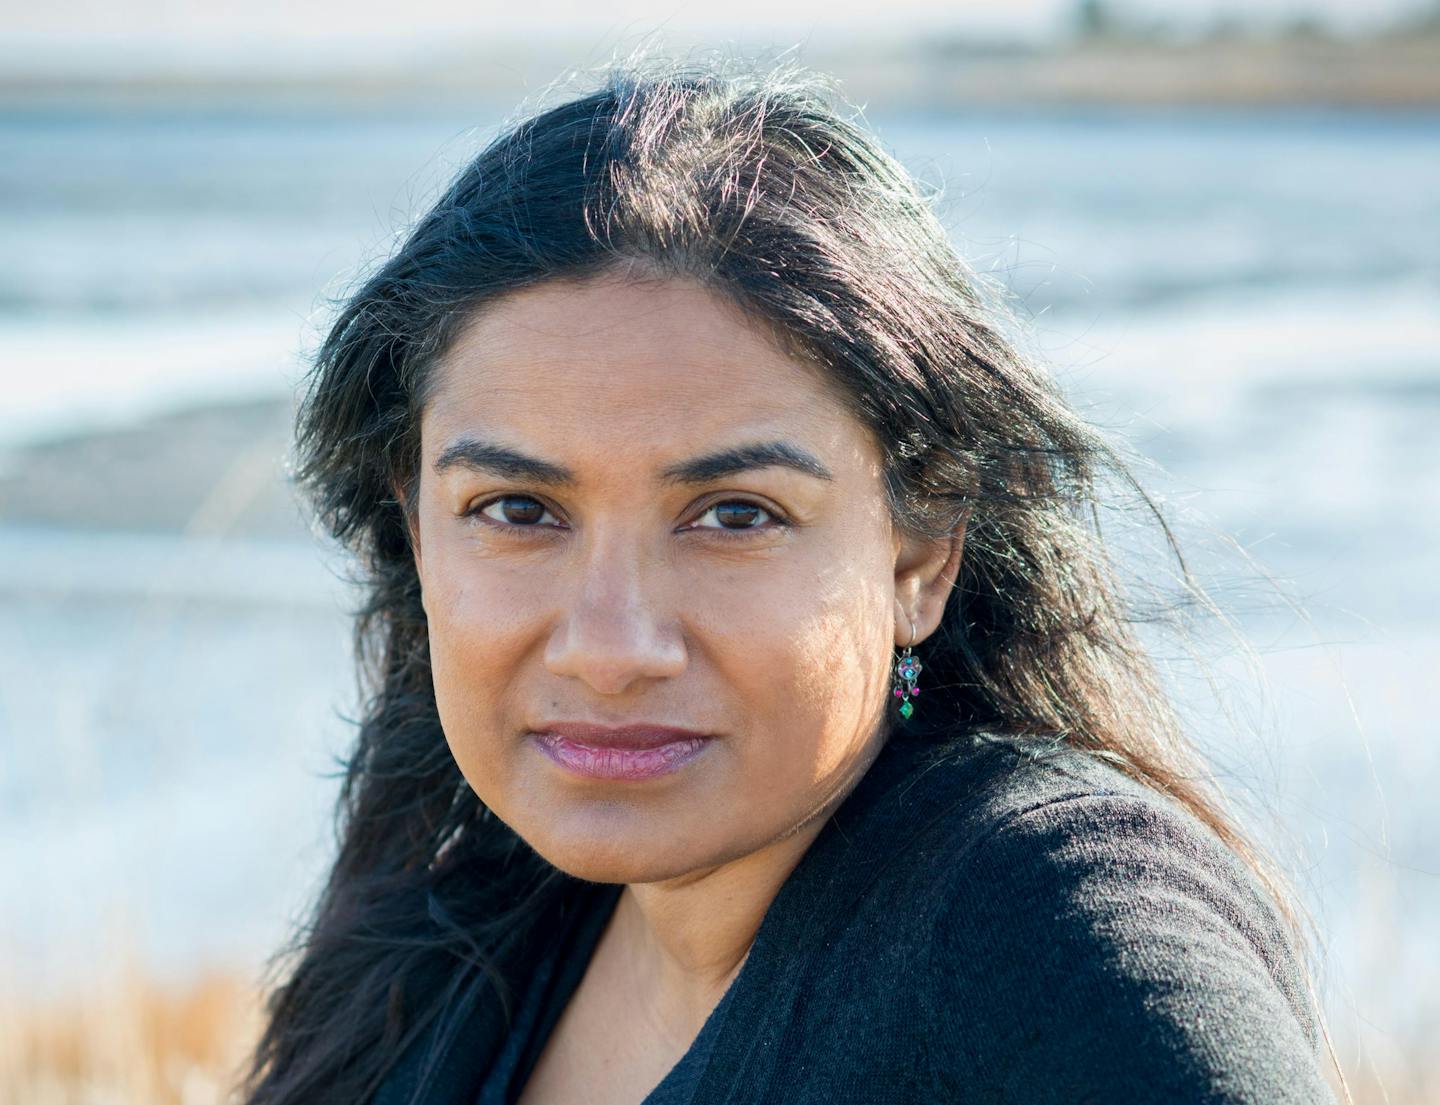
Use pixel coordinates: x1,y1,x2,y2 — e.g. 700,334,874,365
531,722,713,782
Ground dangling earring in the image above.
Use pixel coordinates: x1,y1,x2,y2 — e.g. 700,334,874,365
892,615,922,720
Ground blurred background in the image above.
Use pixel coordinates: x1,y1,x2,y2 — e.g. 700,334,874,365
1,1,1436,1101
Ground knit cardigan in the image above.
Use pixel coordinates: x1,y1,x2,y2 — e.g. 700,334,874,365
372,723,1337,1104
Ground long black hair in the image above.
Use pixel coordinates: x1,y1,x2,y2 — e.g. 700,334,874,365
241,49,1344,1104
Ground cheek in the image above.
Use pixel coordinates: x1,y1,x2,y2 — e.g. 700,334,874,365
420,553,542,766
704,543,894,755
787,569,893,725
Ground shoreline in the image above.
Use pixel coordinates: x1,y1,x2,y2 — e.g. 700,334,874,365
3,34,1440,111
0,394,308,542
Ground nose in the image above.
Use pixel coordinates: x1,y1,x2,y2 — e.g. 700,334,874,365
542,532,687,696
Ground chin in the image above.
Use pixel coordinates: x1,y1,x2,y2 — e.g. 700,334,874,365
523,824,723,886
545,844,698,886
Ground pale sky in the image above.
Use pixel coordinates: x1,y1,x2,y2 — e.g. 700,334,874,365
0,0,1420,41
0,0,1423,79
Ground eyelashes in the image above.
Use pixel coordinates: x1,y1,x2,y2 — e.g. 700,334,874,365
462,494,791,540
467,494,559,529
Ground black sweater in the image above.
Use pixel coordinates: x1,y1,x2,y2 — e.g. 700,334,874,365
372,724,1336,1104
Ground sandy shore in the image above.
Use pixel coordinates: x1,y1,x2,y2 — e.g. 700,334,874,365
0,396,312,542
4,33,1439,111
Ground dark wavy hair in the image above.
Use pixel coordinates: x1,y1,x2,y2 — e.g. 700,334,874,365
240,49,1344,1105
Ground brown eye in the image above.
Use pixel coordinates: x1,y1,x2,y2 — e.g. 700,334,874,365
714,501,761,528
691,499,784,533
475,495,555,527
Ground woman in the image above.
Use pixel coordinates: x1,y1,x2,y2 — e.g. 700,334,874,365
242,55,1345,1104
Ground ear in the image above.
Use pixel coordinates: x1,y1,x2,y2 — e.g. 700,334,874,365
892,507,969,647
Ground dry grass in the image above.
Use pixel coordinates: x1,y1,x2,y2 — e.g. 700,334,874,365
0,963,1432,1105
0,965,264,1105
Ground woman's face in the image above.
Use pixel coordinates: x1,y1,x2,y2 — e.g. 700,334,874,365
408,273,958,885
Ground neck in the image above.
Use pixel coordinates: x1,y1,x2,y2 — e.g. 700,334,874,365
611,815,826,1032
605,725,897,1036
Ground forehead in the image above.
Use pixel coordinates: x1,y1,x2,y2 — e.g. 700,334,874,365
422,275,874,468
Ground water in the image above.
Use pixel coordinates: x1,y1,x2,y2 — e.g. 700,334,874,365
1,103,1436,1055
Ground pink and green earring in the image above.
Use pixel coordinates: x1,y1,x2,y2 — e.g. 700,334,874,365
893,643,922,719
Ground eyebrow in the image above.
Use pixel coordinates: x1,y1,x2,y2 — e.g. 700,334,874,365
432,436,834,487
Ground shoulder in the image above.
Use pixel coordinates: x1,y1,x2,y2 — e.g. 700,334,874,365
885,732,1335,1103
